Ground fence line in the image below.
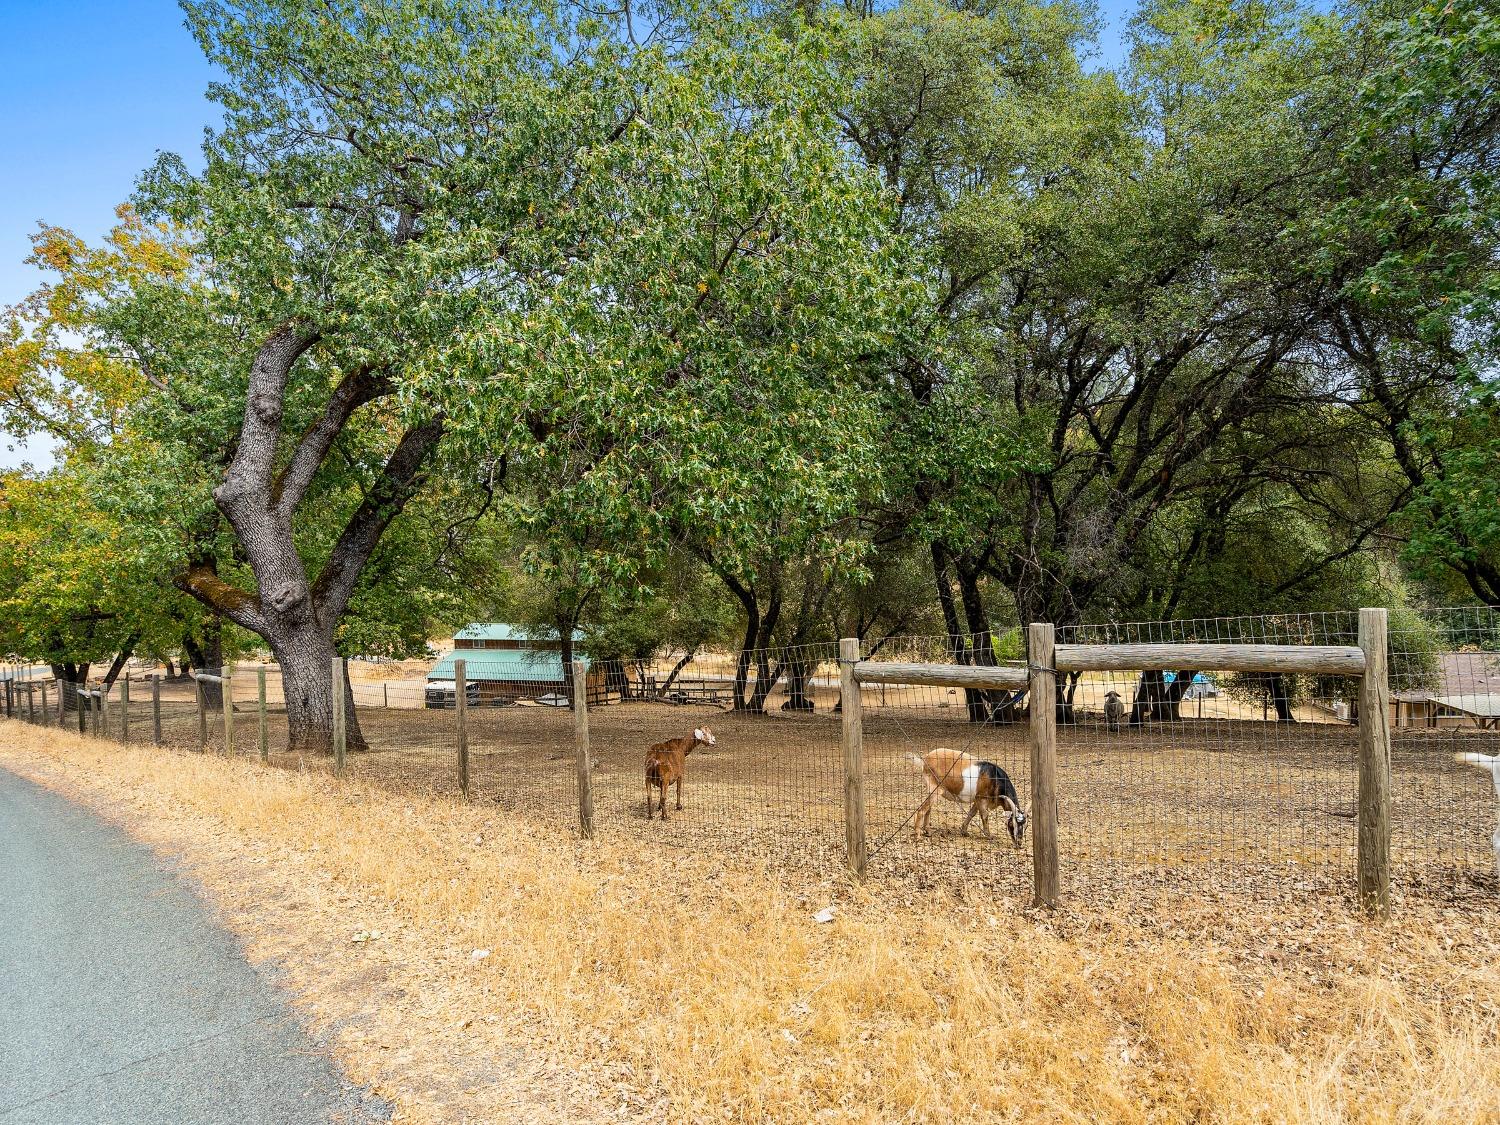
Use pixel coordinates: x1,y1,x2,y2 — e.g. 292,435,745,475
4,607,1496,910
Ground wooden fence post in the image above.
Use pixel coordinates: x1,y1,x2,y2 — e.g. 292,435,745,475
1028,622,1061,909
40,682,48,727
333,657,347,777
76,688,86,734
222,668,235,757
196,676,207,750
455,659,469,799
92,689,103,738
26,683,36,724
120,677,130,742
258,668,268,763
4,678,11,719
572,658,594,839
839,638,868,881
1358,607,1392,917
151,675,162,745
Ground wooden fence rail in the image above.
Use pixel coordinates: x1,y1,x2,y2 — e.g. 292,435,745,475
4,610,1397,917
843,612,1394,916
1053,642,1366,676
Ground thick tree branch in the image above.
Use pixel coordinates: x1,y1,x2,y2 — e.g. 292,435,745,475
219,321,322,511
174,562,269,635
273,362,391,512
311,415,446,623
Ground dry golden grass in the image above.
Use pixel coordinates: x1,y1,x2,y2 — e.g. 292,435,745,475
3,720,1499,1124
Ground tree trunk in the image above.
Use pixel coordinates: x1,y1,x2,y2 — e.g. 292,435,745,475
720,571,781,713
746,643,782,712
172,326,446,755
51,662,89,713
930,542,968,663
1129,670,1164,725
955,558,999,723
183,629,224,709
733,600,758,711
1164,670,1198,721
556,616,579,708
1130,670,1200,724
1268,673,1296,723
101,638,138,690
780,656,815,711
658,648,697,696
270,626,368,753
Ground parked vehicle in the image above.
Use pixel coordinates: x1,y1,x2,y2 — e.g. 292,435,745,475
424,680,481,709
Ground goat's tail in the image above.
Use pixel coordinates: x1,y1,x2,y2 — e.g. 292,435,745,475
905,752,926,775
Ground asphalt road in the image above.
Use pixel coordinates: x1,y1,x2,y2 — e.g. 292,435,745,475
0,766,390,1125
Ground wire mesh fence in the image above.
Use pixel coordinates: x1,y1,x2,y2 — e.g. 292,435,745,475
1053,612,1366,871
446,641,848,868
4,607,1496,900
1389,609,1500,882
855,633,1033,893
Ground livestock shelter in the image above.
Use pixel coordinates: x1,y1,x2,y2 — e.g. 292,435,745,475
1392,652,1500,729
426,623,606,706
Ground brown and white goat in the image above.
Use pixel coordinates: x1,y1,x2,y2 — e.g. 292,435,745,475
645,727,716,821
907,747,1027,845
1456,752,1500,884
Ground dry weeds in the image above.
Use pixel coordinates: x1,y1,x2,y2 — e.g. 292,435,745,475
3,720,1499,1124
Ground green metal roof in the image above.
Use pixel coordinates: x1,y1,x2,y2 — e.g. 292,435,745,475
452,622,586,643
429,648,588,683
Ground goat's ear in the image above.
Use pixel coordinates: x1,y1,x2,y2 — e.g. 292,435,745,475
693,727,704,741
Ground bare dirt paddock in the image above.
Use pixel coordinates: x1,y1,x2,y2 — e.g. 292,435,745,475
151,693,1500,909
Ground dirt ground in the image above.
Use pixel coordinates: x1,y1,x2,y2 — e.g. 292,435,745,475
113,681,1500,910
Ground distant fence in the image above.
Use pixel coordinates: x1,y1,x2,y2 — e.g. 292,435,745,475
4,606,1497,911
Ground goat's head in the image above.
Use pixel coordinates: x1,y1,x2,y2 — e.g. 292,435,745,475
694,726,717,748
998,794,1028,847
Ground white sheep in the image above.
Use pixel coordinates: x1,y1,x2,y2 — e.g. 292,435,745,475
1455,752,1500,884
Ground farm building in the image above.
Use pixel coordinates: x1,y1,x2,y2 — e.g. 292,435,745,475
426,624,606,706
1392,651,1500,730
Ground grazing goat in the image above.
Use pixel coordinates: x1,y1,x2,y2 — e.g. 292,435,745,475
906,748,1027,845
1104,690,1125,734
645,727,716,821
1456,752,1500,883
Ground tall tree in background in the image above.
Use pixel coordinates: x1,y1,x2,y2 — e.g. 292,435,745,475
1320,0,1500,605
2,0,922,748
0,213,234,702
830,0,1096,662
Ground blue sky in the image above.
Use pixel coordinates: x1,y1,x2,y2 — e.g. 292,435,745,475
0,0,215,467
0,0,1135,469
0,1,215,308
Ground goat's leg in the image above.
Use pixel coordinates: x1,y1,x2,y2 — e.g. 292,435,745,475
959,802,979,837
659,780,669,821
977,805,993,840
675,775,683,811
914,792,934,838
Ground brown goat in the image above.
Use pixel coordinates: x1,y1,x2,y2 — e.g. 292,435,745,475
645,727,716,820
